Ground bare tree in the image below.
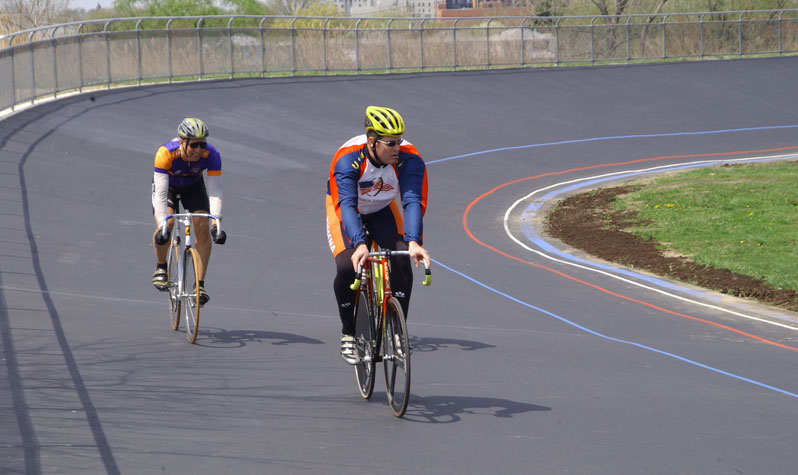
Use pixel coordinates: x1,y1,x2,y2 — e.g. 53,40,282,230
268,0,317,15
589,0,630,56
639,0,670,56
1,0,72,31
590,0,629,17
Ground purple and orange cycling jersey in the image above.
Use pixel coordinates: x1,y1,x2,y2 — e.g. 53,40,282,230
154,138,222,188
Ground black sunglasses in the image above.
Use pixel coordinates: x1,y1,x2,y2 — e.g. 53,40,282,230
188,142,207,149
377,138,403,147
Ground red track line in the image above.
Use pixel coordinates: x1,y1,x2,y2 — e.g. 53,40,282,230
462,146,798,352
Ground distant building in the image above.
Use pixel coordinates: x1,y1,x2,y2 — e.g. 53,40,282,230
332,0,436,18
330,0,533,18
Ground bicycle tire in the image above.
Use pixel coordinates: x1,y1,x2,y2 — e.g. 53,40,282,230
383,297,410,417
354,289,376,399
167,241,181,331
183,247,201,343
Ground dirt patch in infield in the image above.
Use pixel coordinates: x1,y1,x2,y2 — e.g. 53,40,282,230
545,184,798,313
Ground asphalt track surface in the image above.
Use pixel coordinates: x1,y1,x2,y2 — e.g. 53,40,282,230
2,57,798,474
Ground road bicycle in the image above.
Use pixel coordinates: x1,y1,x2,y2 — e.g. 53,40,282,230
349,247,431,417
158,213,221,344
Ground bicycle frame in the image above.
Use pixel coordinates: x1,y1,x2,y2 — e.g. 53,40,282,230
351,248,431,353
161,213,220,296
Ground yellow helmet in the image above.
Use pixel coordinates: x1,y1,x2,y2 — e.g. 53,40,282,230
364,106,405,136
177,118,209,139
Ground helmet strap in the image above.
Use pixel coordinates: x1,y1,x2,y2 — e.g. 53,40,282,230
368,139,387,168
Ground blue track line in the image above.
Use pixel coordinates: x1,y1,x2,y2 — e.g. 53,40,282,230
427,124,798,165
432,259,798,399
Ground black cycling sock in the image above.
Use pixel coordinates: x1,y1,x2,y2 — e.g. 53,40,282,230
157,263,167,270
199,280,205,288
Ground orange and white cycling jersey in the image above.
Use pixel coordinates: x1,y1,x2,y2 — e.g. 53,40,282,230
326,134,427,250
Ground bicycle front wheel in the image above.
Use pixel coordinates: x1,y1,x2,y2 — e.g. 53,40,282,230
354,289,376,399
183,248,201,343
167,241,181,331
383,297,410,417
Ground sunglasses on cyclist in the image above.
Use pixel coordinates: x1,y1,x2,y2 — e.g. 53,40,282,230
188,141,207,149
376,138,403,147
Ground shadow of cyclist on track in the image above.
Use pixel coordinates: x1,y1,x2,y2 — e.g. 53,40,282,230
195,328,325,348
409,336,495,353
401,395,551,423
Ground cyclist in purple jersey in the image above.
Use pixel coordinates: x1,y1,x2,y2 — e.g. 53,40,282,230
151,118,226,306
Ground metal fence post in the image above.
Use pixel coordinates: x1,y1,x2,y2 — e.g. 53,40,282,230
590,16,595,64
290,17,297,76
27,31,36,104
700,13,704,58
388,18,394,73
51,28,59,97
9,34,16,111
738,11,743,56
166,19,173,84
228,17,235,79
421,19,427,71
521,18,527,67
625,16,630,62
135,19,142,86
356,18,362,74
104,21,111,89
555,17,560,66
452,18,458,70
197,18,204,81
77,23,84,92
259,17,266,77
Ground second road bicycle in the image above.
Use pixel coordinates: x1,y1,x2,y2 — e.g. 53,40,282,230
158,212,222,344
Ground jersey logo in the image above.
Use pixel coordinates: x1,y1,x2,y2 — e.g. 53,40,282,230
359,177,394,196
351,153,366,170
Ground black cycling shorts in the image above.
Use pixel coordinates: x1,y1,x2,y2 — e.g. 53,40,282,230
152,178,210,215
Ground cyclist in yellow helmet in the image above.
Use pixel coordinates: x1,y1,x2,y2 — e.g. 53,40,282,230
151,118,226,306
326,106,430,364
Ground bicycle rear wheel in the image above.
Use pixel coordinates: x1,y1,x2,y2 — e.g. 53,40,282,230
183,248,201,343
167,241,181,331
383,297,410,417
354,289,376,399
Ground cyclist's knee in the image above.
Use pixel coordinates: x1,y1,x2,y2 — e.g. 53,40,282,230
193,217,210,233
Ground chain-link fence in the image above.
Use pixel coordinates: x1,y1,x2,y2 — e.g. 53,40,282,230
1,11,797,113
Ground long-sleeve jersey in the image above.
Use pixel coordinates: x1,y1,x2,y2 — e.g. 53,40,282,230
152,138,223,224
327,134,427,247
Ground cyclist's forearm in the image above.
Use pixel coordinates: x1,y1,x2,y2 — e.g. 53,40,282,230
152,172,169,224
206,174,223,219
402,202,423,245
